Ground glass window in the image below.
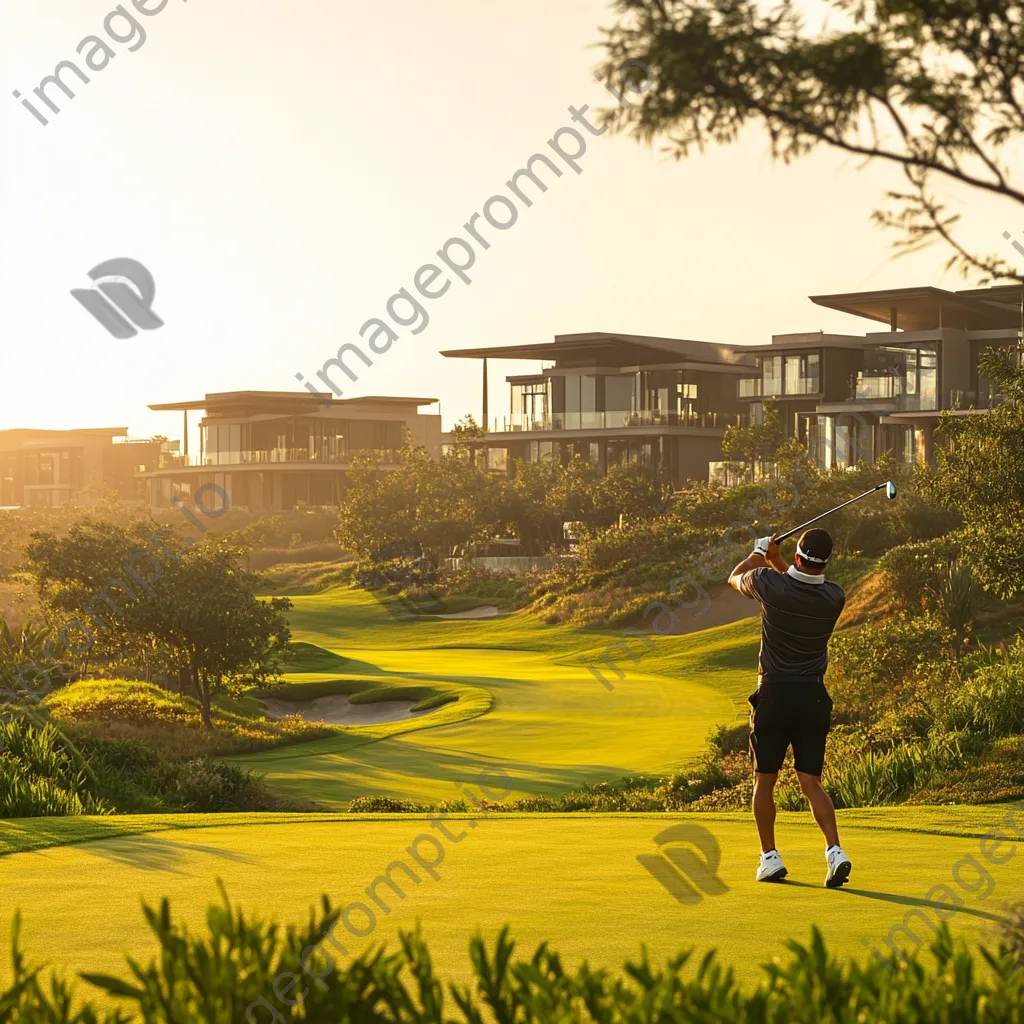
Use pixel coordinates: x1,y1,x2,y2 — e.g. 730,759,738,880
784,352,820,394
564,375,581,430
605,374,635,428
762,356,783,396
486,448,508,473
580,375,600,428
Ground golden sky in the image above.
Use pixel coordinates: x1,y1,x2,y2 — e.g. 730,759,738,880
2,0,1020,449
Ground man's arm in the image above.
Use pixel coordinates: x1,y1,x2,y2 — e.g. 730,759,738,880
728,534,788,594
765,534,789,574
728,552,767,593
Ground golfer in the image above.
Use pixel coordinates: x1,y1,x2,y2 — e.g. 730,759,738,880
728,528,852,888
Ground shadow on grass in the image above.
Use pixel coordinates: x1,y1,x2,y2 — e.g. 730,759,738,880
782,879,1011,923
78,834,256,874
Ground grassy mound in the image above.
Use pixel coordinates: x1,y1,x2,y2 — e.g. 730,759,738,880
46,679,339,759
0,715,282,815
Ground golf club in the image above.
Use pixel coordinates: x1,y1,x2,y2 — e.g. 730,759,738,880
775,480,897,543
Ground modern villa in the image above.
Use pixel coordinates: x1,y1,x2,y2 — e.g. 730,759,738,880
0,428,162,507
138,391,442,511
444,284,1023,483
738,285,1024,471
441,332,755,483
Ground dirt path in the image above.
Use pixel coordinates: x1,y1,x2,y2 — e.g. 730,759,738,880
261,694,429,726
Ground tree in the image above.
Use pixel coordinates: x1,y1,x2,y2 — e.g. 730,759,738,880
925,347,1024,599
135,547,292,728
721,402,790,479
24,521,292,727
597,0,1024,279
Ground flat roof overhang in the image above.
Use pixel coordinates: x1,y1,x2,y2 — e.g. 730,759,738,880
810,287,1019,331
149,392,437,415
879,411,946,423
744,341,873,353
0,427,128,442
442,332,756,368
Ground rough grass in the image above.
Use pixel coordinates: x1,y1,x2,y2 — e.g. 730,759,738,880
45,679,339,759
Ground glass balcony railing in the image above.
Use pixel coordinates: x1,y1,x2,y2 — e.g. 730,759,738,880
741,376,819,398
785,375,821,395
154,448,400,470
500,410,747,431
853,376,903,401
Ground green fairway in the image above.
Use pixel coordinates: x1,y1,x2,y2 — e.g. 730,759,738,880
230,587,753,807
1,808,1020,1002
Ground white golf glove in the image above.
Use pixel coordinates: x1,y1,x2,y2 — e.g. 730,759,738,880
752,536,771,557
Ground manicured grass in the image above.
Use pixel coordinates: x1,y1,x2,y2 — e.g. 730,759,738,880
0,808,1020,1001
229,586,748,808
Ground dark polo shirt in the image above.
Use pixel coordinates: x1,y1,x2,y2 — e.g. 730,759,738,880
736,566,846,678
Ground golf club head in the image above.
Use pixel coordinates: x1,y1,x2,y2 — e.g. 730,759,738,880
885,481,897,500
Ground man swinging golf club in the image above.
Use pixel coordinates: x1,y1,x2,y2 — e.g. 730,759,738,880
728,528,852,888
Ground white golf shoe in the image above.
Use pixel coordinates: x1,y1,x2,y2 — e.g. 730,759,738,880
756,849,788,882
825,845,852,888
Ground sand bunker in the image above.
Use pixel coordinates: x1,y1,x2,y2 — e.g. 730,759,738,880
261,694,429,726
431,605,500,620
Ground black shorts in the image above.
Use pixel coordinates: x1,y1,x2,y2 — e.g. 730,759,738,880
748,678,833,775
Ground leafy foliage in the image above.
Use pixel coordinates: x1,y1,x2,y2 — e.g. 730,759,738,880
1,893,1022,1022
597,0,1024,279
24,522,293,728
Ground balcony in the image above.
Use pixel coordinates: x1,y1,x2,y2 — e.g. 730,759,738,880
499,410,746,431
853,376,902,401
153,448,400,470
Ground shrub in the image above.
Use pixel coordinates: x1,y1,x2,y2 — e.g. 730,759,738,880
877,536,962,613
942,637,1024,738
348,795,430,813
165,758,267,812
828,613,959,708
1,893,1021,1022
0,718,109,817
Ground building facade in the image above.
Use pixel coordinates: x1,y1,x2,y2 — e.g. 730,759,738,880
441,332,755,484
447,286,1022,485
0,428,162,507
738,285,1024,471
139,391,441,511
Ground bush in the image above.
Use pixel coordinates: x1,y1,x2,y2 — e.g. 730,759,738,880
828,613,960,709
165,758,267,812
0,718,109,817
2,893,1022,1022
942,637,1024,738
877,536,962,613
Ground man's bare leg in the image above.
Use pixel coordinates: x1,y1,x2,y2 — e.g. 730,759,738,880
752,771,779,852
797,771,840,848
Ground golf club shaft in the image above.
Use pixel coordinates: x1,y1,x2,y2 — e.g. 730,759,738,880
775,484,885,543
